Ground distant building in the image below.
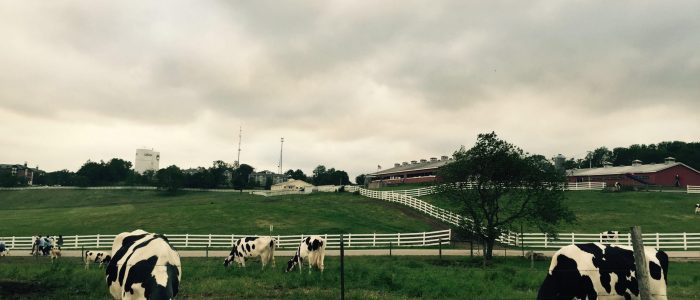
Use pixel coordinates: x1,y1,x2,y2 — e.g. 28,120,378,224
0,163,43,185
367,156,453,187
134,148,160,174
567,157,700,187
271,179,314,191
249,170,288,187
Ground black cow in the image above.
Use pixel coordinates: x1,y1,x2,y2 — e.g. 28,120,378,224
537,243,668,300
105,229,181,300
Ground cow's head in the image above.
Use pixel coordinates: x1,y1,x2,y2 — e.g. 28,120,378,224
102,255,112,266
285,255,302,272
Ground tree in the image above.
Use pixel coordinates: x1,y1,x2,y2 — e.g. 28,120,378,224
285,169,308,181
232,164,254,189
156,165,184,193
355,174,366,186
311,165,350,185
437,132,575,263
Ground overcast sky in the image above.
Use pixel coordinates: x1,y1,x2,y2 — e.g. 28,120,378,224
1,1,699,179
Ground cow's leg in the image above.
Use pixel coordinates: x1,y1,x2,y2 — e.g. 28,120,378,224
319,252,325,273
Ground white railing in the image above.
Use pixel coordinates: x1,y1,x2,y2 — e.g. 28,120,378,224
687,185,700,194
348,186,700,250
565,182,606,191
519,232,700,250
0,229,451,250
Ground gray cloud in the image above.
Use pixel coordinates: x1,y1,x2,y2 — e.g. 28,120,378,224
1,1,699,177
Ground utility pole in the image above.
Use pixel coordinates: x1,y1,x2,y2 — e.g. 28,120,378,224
278,137,284,174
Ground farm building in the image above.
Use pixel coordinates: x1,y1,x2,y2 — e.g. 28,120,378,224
0,163,43,186
367,156,453,187
566,157,700,187
249,170,288,187
271,179,314,191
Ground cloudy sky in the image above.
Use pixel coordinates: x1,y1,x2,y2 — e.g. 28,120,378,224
1,1,699,178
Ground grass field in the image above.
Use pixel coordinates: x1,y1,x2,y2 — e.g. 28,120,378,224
0,190,444,236
419,190,700,233
0,256,698,299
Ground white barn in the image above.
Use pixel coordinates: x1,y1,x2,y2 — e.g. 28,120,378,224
271,179,314,191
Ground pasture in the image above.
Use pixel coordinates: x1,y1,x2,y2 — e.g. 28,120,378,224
0,190,444,236
419,190,700,233
0,256,698,299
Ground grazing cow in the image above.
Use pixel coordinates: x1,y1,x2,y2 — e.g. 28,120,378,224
695,203,699,214
106,230,181,300
0,241,8,257
601,230,620,243
537,243,669,300
85,250,112,269
286,236,326,273
224,236,276,269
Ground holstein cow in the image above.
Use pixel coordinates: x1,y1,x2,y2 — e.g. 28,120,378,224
601,231,620,244
537,243,669,300
286,236,326,273
85,250,112,269
695,203,699,214
0,241,9,257
106,230,181,300
224,236,276,269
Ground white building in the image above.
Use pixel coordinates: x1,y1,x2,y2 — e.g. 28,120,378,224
270,179,314,191
134,148,160,174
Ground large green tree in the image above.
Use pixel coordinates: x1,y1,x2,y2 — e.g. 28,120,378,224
156,165,184,193
438,132,575,262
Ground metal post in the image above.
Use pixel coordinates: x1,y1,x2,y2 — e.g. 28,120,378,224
630,226,652,300
340,234,345,300
206,246,209,258
389,242,392,256
439,238,442,260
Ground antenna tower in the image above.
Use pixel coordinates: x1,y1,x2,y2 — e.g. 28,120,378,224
279,137,284,174
235,126,242,168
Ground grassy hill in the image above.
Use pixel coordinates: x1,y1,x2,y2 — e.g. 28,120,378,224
0,190,445,236
419,191,700,233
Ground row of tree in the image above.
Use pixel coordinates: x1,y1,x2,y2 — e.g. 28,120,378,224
563,141,700,170
22,159,352,190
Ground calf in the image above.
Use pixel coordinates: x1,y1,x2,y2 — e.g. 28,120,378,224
84,250,112,269
106,229,181,300
224,236,276,269
286,236,326,273
601,230,619,244
0,242,8,257
695,203,699,214
537,243,668,300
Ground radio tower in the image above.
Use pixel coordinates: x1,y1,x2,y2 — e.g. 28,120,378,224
278,137,284,174
235,126,242,168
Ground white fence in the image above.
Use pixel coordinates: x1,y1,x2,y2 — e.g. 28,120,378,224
0,230,451,251
565,182,606,191
688,185,700,194
348,186,700,250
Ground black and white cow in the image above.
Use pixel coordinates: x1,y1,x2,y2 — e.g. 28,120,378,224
695,203,699,214
537,243,669,300
601,231,620,243
224,236,276,269
0,241,9,257
286,236,326,273
85,250,112,269
106,229,181,300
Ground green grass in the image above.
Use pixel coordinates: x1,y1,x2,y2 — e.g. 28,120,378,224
0,256,697,299
420,191,700,233
0,190,444,236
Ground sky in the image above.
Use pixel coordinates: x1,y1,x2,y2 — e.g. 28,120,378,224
1,1,699,179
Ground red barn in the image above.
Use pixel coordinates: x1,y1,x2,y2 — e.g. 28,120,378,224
368,156,453,187
567,157,700,187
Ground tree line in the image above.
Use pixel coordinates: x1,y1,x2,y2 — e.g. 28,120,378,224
4,158,353,189
563,141,700,170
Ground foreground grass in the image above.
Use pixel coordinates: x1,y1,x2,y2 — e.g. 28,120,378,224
420,190,700,233
0,256,697,299
0,190,444,236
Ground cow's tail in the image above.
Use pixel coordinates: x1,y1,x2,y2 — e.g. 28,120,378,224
270,238,277,267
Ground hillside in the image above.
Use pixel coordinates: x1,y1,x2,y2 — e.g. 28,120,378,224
0,190,446,236
419,191,700,233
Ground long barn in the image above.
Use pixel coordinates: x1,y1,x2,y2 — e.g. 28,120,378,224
567,157,700,187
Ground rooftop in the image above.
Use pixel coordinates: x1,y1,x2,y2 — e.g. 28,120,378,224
568,161,700,176
369,158,453,176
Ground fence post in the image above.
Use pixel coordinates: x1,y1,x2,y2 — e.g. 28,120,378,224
630,226,652,300
348,233,351,247
11,236,15,249
397,233,401,246
656,233,659,249
544,233,548,248
571,233,575,245
185,234,189,248
208,234,212,248
206,245,209,258
520,224,524,257
97,234,100,248
684,232,687,250
340,234,345,300
439,238,442,260
423,232,426,246
389,242,392,256
75,235,78,248
373,233,376,247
